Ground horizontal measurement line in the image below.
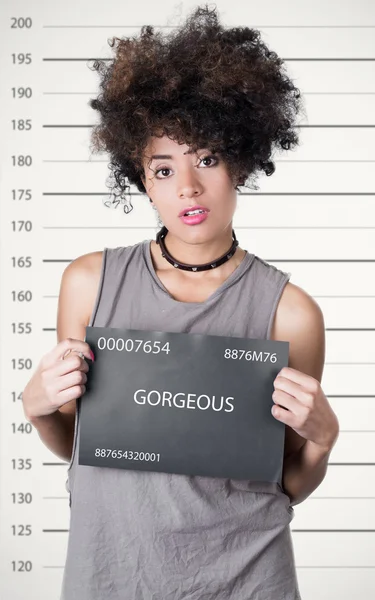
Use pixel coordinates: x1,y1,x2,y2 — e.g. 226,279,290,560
43,295,375,299
45,565,370,569
43,92,375,96
41,461,375,466
43,192,375,196
316,296,375,298
42,258,375,263
42,25,375,29
293,530,375,532
236,26,375,28
41,528,375,533
296,566,375,569
42,124,375,128
305,92,375,95
11,569,316,577
275,160,375,162
267,259,375,263
43,529,69,533
43,495,375,500
42,58,375,62
278,59,375,61
42,160,375,163
43,496,68,500
42,226,375,230
43,494,375,500
42,327,375,332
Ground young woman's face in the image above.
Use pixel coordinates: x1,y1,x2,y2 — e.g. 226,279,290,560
141,135,239,243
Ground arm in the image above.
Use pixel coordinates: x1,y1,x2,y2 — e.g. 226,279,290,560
282,436,335,507
27,251,103,462
30,411,76,463
271,282,340,507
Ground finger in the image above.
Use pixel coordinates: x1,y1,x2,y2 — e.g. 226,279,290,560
271,403,295,425
272,389,300,414
56,384,87,404
275,376,317,408
277,367,316,388
274,376,301,399
55,353,90,376
61,348,85,361
48,339,94,367
56,369,88,393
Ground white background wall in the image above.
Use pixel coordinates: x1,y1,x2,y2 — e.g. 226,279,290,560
0,0,374,598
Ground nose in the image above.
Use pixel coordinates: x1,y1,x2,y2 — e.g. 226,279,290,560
177,168,204,198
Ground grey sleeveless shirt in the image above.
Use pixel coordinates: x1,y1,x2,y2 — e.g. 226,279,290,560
60,239,301,600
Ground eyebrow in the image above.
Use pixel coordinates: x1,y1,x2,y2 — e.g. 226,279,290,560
150,149,196,161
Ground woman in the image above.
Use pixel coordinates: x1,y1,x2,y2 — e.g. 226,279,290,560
23,5,339,599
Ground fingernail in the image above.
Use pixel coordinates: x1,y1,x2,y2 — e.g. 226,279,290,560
89,350,95,362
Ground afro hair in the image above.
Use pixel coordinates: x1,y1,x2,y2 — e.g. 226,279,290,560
88,3,305,213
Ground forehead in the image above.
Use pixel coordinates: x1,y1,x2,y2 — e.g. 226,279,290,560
143,134,192,157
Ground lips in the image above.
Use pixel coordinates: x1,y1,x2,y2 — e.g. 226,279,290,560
178,205,210,217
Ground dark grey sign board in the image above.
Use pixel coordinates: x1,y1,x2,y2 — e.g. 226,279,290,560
78,326,289,483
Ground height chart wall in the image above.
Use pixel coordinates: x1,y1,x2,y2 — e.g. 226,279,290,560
0,1,374,599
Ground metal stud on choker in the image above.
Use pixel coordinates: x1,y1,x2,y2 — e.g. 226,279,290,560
155,226,239,272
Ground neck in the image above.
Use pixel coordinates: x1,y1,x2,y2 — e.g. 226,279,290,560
159,226,235,266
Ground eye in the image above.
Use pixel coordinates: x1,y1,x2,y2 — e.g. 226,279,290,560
155,166,172,179
155,154,219,179
200,155,218,167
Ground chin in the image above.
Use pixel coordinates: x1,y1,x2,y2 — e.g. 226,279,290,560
180,225,222,245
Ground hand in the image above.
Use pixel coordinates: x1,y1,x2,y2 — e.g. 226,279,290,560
271,366,340,453
22,338,95,422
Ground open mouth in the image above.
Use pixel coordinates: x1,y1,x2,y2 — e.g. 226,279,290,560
184,209,207,216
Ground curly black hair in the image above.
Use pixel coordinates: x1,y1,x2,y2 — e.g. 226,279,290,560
88,3,305,213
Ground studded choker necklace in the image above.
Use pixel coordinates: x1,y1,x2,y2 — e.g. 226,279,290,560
155,226,239,272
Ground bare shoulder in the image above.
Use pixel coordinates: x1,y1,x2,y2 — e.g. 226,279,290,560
56,250,104,416
271,280,325,384
270,281,326,459
271,281,324,351
58,250,104,324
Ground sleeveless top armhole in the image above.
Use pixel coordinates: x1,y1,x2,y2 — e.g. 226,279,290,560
266,268,292,341
88,248,108,328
